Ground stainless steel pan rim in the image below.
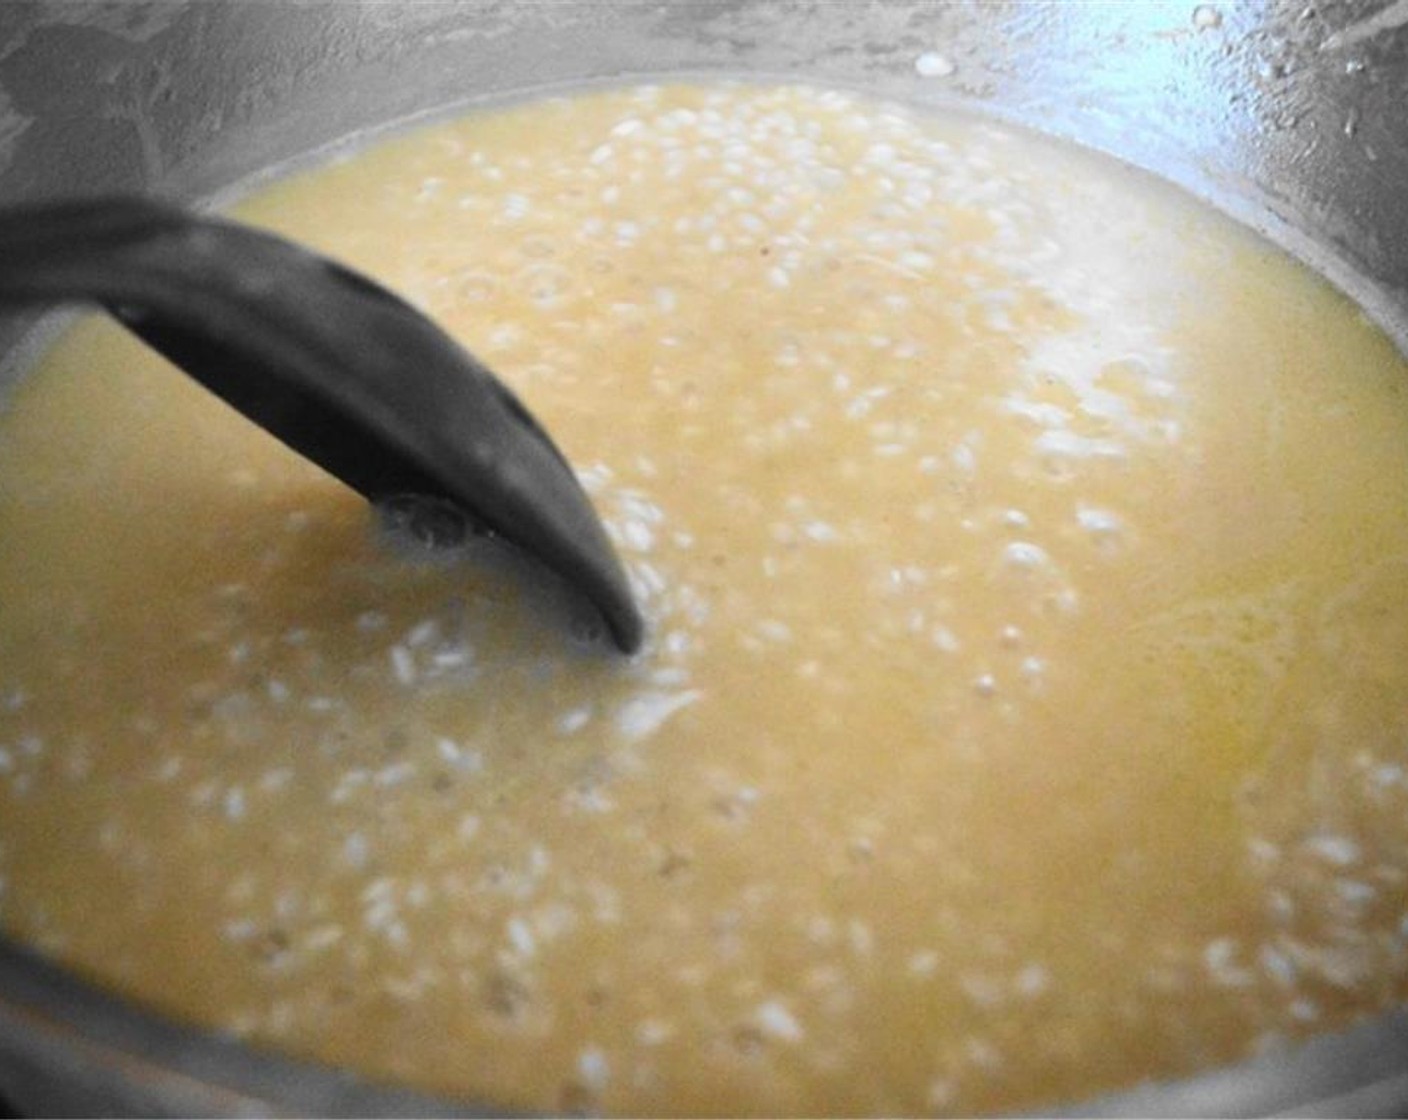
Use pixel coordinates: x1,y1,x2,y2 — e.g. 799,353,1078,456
3,934,1407,1117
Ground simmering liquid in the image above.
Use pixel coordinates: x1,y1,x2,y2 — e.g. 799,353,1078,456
1,84,1406,1116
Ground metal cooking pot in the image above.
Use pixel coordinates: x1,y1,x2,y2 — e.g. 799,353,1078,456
0,1,1405,1114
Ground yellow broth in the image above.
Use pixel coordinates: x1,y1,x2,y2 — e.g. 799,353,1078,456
1,84,1406,1115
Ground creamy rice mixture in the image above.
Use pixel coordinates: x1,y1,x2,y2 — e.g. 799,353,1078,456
0,84,1406,1115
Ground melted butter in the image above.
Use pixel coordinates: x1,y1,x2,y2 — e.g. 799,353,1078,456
1,83,1407,1116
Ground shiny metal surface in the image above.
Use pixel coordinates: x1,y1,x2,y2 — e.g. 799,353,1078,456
0,1,1404,1115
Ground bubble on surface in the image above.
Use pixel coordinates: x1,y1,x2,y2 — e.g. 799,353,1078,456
373,494,476,556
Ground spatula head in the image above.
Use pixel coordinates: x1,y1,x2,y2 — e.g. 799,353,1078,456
0,196,644,653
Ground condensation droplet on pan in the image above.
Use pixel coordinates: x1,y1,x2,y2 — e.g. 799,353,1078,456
914,51,956,78
1192,4,1223,30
